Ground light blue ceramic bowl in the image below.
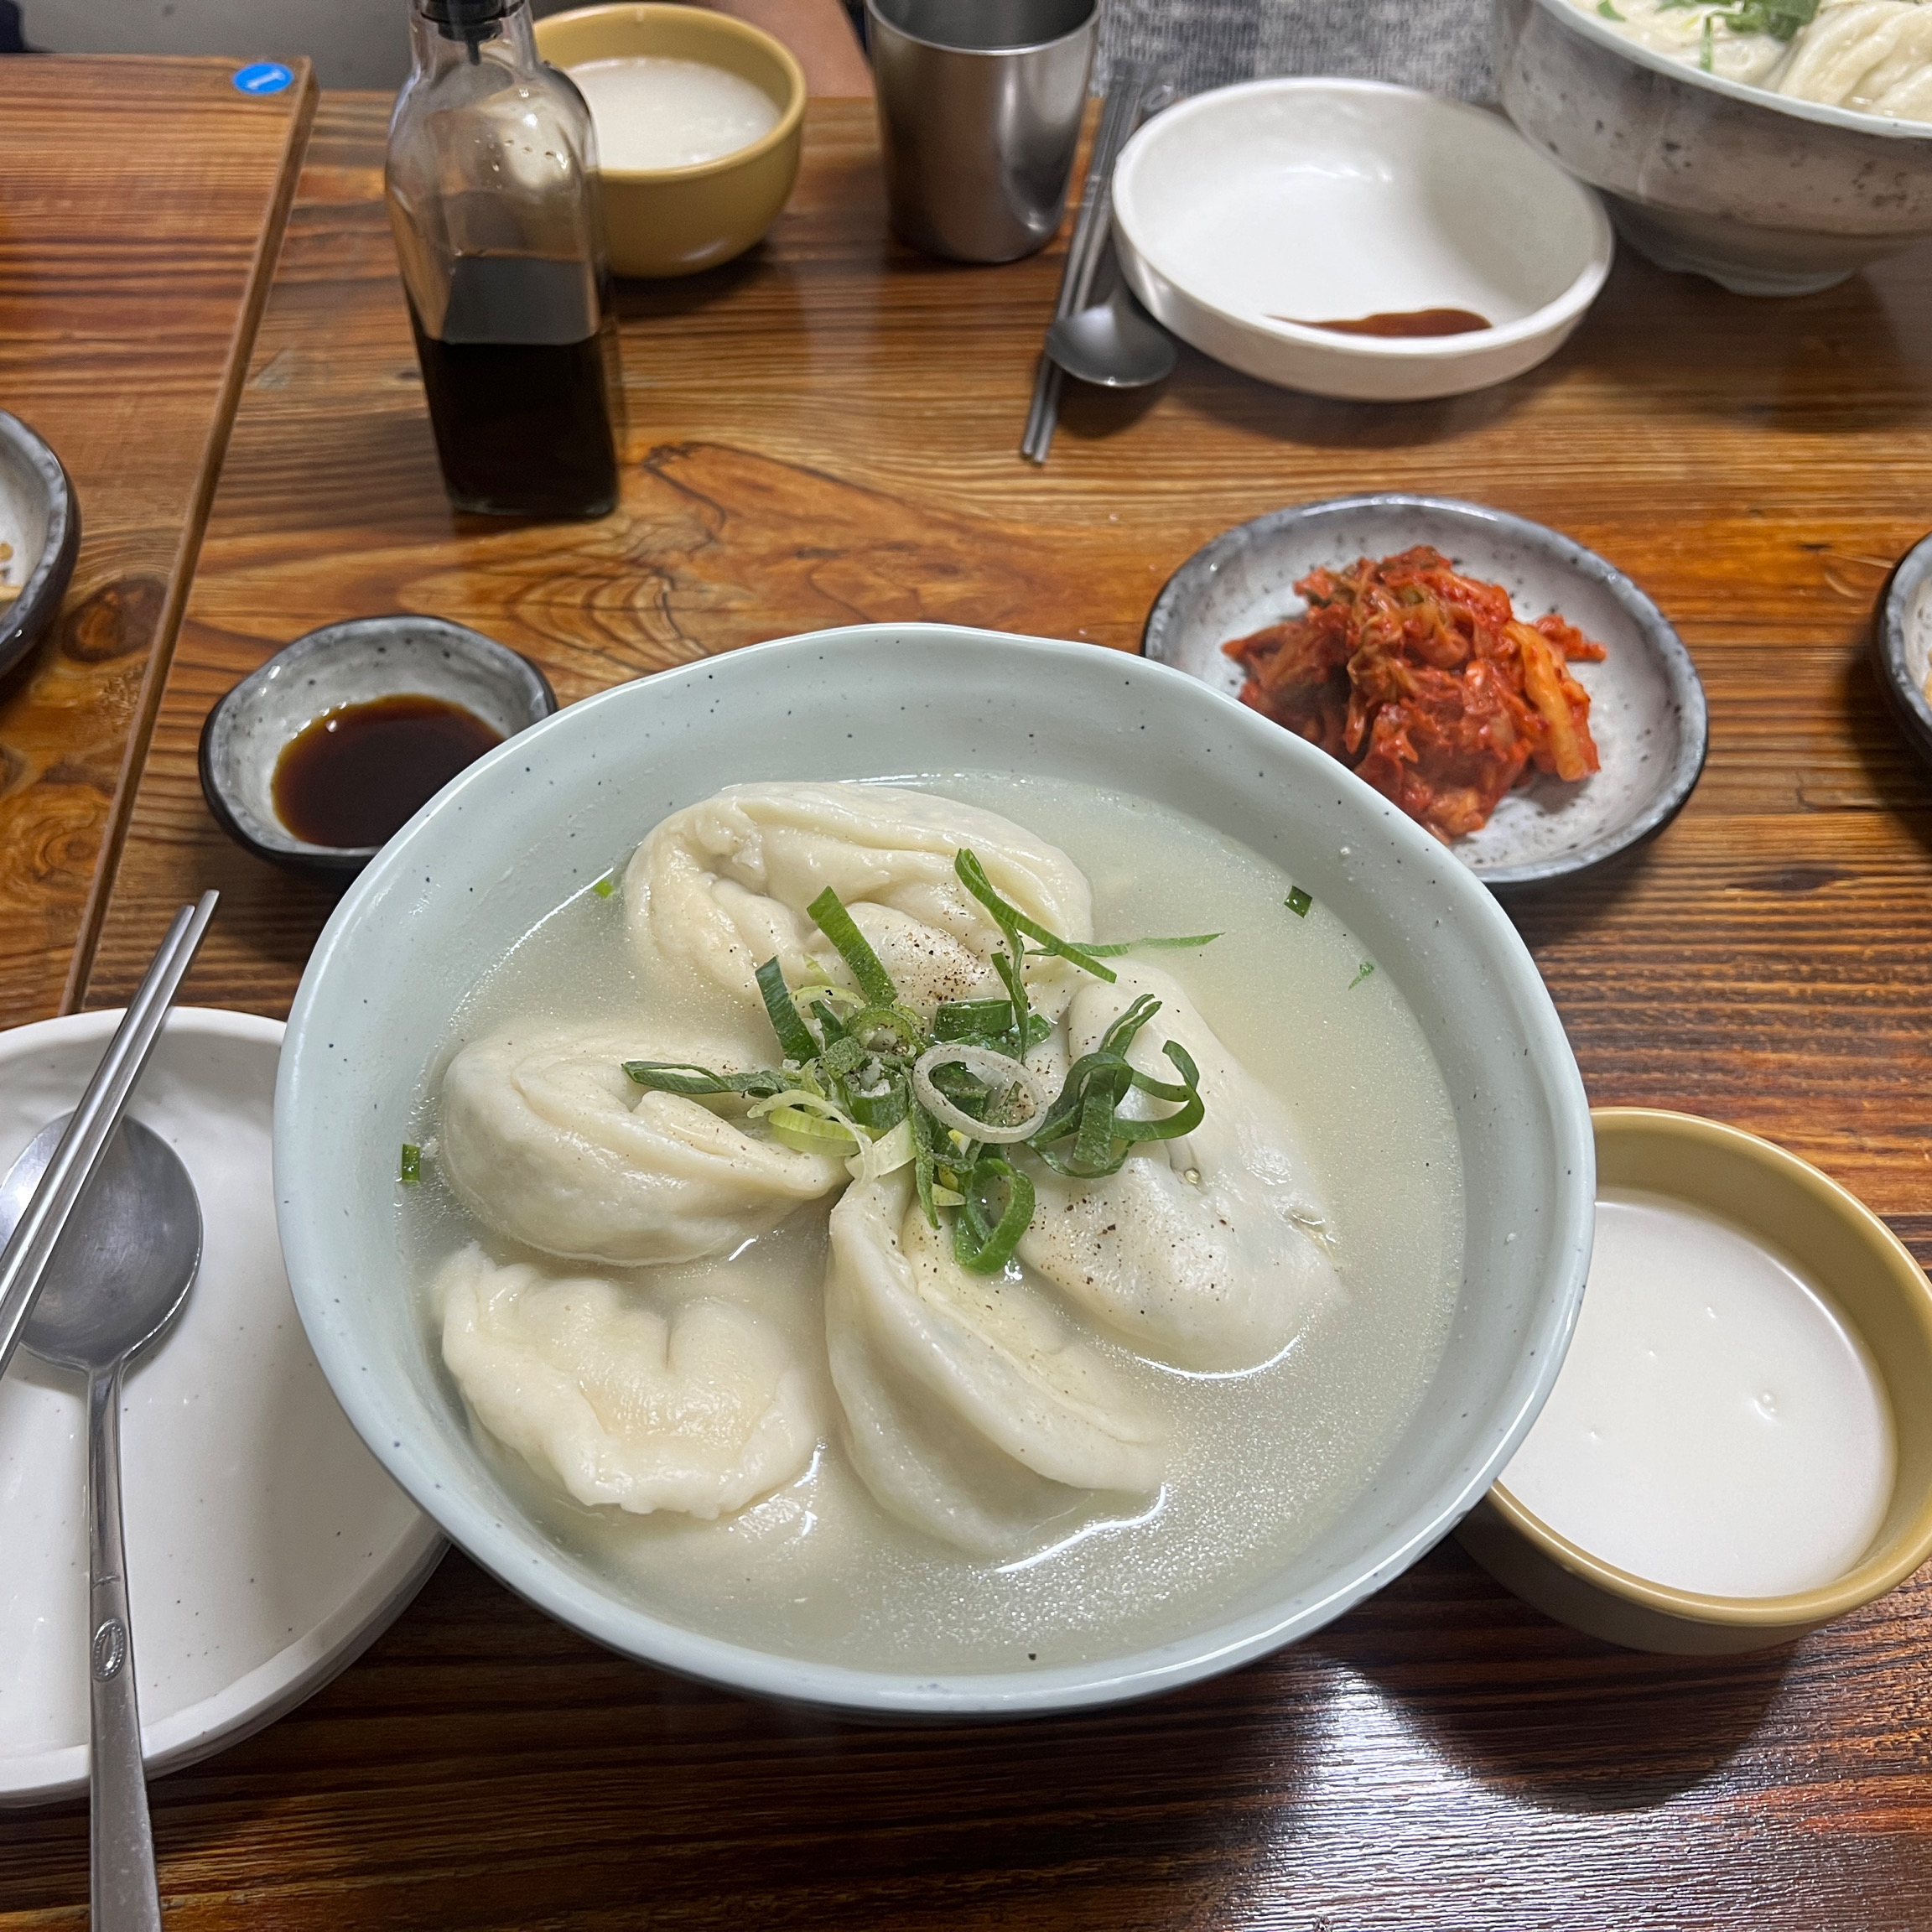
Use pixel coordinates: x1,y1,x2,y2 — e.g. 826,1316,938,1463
274,624,1593,1716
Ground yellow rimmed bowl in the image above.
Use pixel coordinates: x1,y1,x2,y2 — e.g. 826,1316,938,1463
536,3,807,278
1458,1107,1932,1654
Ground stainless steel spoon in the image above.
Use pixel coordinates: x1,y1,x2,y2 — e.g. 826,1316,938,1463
1046,244,1177,390
0,1114,201,1932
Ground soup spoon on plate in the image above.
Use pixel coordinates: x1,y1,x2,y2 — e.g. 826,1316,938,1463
0,1114,201,1931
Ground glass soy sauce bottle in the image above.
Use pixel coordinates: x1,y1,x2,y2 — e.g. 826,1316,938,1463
387,0,622,518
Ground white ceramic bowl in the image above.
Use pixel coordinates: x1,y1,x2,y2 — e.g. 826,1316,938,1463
1497,0,1932,295
1111,80,1613,402
276,624,1594,1717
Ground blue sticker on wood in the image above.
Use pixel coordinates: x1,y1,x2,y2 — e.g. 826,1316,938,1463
233,61,295,96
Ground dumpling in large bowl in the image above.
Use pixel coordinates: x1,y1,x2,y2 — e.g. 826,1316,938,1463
439,1021,848,1266
1019,960,1342,1373
826,1175,1166,1557
436,1244,819,1517
626,782,1095,1015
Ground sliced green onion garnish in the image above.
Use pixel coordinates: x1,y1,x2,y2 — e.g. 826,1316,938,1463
911,1102,940,1228
756,955,819,1062
843,1005,926,1055
816,1035,869,1080
792,980,865,1013
757,1102,862,1158
914,1043,1050,1145
1026,1000,1205,1179
399,1143,421,1185
1349,962,1375,990
623,1060,789,1098
1080,932,1222,956
934,998,1019,1042
1109,1043,1205,1145
991,940,1035,1060
1597,1,1623,18
847,1081,911,1132
953,849,1117,984
1098,993,1163,1057
805,886,898,1006
592,875,615,898
953,1156,1036,1275
1285,886,1312,918
865,1114,917,1180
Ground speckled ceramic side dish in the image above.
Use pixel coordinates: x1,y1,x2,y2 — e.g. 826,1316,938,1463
0,410,80,683
1143,495,1707,889
1495,0,1932,295
1872,529,1932,771
199,614,556,878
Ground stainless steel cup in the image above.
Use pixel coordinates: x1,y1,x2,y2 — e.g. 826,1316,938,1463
866,0,1098,263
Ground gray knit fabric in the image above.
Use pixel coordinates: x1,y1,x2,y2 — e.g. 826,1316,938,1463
1100,0,1494,102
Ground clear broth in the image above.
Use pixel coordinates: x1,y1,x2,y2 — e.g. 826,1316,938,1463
403,776,1465,1672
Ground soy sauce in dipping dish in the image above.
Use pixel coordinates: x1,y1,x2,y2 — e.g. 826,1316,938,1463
272,694,504,849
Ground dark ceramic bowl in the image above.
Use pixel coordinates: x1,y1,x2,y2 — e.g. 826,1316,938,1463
1872,530,1932,771
199,614,557,878
1144,494,1707,888
0,412,80,683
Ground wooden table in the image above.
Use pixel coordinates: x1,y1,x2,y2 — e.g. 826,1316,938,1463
7,88,1932,1931
0,55,314,1030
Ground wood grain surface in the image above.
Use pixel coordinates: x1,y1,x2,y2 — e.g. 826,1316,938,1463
6,89,1931,1930
0,55,314,1029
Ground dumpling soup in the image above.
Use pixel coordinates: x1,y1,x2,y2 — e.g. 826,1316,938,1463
402,777,1464,1673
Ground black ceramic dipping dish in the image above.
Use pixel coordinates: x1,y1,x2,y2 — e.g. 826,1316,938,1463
0,411,81,683
1872,531,1932,771
199,614,557,878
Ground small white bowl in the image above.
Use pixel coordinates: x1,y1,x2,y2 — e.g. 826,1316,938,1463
1111,79,1613,402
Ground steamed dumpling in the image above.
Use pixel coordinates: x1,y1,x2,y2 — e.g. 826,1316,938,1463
626,782,1095,1011
825,1175,1166,1556
437,1244,819,1516
1018,960,1340,1372
1776,1,1932,117
439,1021,847,1266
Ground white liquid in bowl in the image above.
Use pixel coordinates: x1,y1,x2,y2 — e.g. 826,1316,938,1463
1503,1190,1894,1598
569,55,781,172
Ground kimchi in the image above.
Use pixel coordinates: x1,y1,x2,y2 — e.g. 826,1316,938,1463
1222,546,1607,843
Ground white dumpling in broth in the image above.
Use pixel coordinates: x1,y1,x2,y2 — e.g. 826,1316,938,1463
1019,959,1340,1373
825,1175,1166,1557
1775,1,1932,117
436,1244,818,1517
625,782,1095,1011
439,1021,847,1266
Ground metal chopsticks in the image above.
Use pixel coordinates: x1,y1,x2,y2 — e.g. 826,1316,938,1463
0,891,218,1384
1021,60,1156,465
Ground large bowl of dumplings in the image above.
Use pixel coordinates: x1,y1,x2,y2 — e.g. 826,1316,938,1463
276,623,1594,1716
1496,0,1932,294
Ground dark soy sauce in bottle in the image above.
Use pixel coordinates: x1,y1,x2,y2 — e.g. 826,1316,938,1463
388,0,621,518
